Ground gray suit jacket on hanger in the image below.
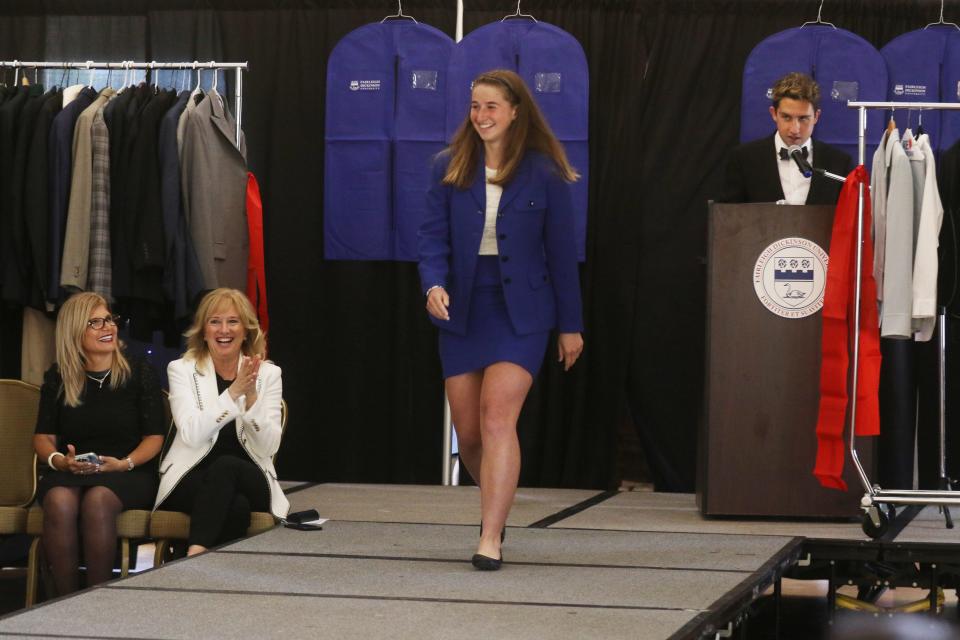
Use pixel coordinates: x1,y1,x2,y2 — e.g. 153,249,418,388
180,89,248,291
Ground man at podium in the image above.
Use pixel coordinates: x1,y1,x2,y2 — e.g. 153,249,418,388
719,72,851,206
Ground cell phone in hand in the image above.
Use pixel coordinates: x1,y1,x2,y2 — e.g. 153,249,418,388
74,452,100,464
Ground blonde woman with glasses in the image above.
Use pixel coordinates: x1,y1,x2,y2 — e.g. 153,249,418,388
33,292,165,595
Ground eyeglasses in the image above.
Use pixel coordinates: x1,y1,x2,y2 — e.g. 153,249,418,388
86,315,121,330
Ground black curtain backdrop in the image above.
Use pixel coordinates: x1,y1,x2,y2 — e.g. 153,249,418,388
0,0,955,489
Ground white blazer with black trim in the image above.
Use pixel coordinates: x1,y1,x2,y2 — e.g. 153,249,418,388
154,355,289,518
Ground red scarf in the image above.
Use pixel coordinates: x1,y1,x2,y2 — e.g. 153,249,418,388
245,172,269,334
813,165,881,491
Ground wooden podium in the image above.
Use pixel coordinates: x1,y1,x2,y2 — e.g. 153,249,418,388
698,202,873,518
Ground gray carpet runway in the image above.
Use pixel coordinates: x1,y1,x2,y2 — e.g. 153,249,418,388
1,484,956,639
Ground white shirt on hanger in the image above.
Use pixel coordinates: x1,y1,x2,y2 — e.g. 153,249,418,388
62,83,85,107
912,133,943,342
880,127,916,339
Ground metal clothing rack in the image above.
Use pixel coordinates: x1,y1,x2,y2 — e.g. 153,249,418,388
846,100,960,538
0,60,248,146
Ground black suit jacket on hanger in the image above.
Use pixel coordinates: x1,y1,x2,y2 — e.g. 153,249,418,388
21,89,62,310
717,134,852,205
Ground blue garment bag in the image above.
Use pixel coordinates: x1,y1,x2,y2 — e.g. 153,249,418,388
325,21,453,260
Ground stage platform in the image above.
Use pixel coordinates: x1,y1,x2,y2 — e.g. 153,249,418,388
1,483,958,639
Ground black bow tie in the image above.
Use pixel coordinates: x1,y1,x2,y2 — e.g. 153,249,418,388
779,146,809,161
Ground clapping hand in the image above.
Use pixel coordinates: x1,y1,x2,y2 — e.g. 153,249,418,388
229,355,261,405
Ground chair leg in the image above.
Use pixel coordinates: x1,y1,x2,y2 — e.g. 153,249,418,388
154,539,170,567
119,538,130,577
25,537,41,607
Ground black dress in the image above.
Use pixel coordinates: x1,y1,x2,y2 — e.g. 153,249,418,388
34,355,166,509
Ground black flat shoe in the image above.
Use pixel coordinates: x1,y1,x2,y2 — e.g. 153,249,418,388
471,553,503,571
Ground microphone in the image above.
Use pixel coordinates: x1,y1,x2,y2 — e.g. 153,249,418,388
788,145,813,178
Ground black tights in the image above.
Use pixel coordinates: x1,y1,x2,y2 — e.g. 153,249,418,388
41,486,123,595
162,455,270,548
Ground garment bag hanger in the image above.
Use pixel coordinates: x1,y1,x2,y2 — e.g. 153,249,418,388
801,0,836,29
925,0,960,30
502,1,537,22
382,0,417,23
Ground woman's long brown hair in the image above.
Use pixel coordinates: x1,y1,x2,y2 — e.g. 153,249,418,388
443,69,579,189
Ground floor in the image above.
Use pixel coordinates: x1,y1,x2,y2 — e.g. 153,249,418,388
0,483,957,639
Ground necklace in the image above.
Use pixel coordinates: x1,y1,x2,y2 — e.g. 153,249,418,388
86,370,111,389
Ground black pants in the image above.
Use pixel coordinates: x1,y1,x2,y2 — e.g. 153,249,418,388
160,455,270,548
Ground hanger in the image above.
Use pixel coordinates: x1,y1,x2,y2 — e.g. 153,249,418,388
801,0,836,29
381,0,417,23
194,63,203,92
925,0,960,30
502,0,537,22
917,110,925,136
85,62,94,89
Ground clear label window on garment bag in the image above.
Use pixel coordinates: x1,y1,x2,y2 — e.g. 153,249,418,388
830,80,859,102
534,72,562,93
411,70,438,90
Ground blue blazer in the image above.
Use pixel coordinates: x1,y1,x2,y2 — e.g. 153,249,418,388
418,151,584,337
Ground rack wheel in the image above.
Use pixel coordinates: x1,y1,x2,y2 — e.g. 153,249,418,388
883,503,896,522
862,506,889,539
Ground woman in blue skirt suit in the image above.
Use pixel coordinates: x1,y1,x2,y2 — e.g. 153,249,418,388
418,69,584,570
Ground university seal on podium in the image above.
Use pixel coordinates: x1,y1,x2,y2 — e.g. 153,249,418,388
752,237,828,319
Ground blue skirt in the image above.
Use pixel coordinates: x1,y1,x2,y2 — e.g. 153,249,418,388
439,256,549,379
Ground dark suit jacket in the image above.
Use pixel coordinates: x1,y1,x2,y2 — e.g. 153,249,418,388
718,134,852,205
47,87,96,303
22,89,62,310
159,91,204,319
418,151,584,337
0,87,31,302
3,88,46,303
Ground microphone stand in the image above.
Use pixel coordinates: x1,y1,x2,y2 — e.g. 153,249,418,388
790,150,847,184
812,166,847,183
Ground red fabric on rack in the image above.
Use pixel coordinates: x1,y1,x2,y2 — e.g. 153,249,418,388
813,165,881,491
245,172,269,334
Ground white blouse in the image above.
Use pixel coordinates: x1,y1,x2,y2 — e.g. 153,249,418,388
478,166,503,255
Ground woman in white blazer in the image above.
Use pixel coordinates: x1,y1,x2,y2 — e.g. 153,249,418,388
154,288,288,555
